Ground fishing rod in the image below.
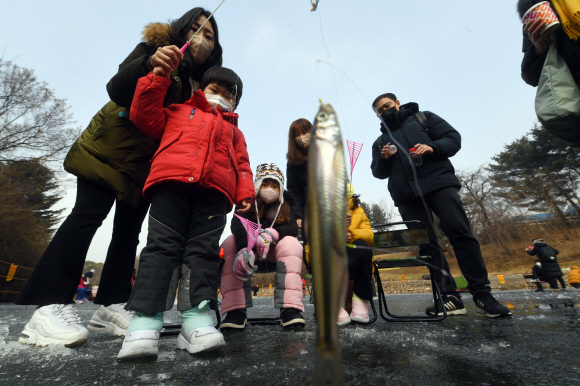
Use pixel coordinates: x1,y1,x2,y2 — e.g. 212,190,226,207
180,0,227,53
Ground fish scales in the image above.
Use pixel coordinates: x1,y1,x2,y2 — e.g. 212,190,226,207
306,103,348,385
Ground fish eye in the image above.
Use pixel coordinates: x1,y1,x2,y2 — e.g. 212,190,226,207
317,112,328,121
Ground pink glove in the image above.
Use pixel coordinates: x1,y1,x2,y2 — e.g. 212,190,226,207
255,228,279,260
233,248,257,282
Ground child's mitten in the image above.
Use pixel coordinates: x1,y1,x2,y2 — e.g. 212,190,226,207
233,248,257,281
255,228,279,260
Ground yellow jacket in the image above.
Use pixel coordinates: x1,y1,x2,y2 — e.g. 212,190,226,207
569,266,580,284
304,201,375,267
348,201,374,247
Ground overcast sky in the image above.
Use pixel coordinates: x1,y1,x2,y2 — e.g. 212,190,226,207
0,1,536,263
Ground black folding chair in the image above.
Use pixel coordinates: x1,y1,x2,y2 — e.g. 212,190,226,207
372,221,446,322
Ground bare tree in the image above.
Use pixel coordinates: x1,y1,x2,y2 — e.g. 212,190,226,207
0,59,80,164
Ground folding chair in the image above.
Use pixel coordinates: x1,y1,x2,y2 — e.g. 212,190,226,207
523,274,547,291
372,221,446,322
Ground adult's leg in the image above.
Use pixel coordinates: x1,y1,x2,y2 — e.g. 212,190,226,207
179,186,227,312
271,236,304,312
347,239,374,301
556,276,566,289
125,184,191,314
547,277,559,289
428,187,491,295
15,179,115,306
398,199,458,296
95,197,150,306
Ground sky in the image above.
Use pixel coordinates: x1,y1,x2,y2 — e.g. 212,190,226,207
0,0,537,263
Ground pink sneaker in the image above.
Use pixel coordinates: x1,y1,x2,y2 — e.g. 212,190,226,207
337,307,351,326
350,295,370,323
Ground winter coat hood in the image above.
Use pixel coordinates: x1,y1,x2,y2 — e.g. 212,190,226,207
142,23,174,47
571,266,580,270
379,103,419,134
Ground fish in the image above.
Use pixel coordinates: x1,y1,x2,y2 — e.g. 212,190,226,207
306,102,348,385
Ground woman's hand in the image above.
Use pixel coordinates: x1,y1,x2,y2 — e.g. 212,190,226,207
346,231,352,243
236,200,252,213
524,19,551,56
413,143,434,156
296,219,302,228
346,212,352,227
151,46,183,77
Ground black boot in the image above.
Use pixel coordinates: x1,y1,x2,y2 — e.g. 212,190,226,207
220,309,247,330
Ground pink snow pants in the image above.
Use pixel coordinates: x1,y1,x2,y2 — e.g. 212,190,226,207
220,235,304,315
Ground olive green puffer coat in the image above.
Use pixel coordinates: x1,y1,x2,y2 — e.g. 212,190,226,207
64,23,203,207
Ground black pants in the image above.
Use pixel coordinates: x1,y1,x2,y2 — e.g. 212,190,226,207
397,187,490,297
347,239,374,301
126,183,227,314
572,283,580,289
547,276,566,289
15,178,149,306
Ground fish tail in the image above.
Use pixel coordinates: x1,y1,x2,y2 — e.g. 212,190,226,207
314,348,344,385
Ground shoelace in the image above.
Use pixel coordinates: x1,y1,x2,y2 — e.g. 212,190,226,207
476,293,499,306
113,303,135,319
52,304,82,325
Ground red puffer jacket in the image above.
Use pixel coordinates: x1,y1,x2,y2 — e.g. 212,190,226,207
130,73,255,208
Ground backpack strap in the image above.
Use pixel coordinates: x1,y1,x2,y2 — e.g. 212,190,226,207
413,111,429,132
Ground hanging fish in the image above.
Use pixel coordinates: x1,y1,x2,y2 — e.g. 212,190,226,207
306,102,348,385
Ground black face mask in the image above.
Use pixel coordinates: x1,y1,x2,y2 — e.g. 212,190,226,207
380,107,401,130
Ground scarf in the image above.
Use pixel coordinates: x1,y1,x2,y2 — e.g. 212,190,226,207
552,0,580,40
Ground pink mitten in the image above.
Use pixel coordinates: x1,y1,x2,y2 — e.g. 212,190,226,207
255,228,279,260
232,248,257,282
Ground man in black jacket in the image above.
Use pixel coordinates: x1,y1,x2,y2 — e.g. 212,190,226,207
370,93,510,318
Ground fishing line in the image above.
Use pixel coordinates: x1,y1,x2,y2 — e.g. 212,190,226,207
311,9,351,141
180,0,227,53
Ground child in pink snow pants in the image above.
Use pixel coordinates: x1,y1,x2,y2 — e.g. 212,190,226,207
220,163,305,329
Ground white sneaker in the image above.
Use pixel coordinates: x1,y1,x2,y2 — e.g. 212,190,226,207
88,304,134,336
176,326,225,354
117,330,159,359
19,304,89,347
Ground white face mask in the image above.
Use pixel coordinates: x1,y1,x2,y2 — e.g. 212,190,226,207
205,93,234,112
296,134,310,148
259,187,279,204
535,263,542,267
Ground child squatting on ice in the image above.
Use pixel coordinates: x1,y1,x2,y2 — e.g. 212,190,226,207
117,65,255,359
220,163,306,329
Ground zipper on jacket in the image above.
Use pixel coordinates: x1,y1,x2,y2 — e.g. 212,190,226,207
189,108,196,119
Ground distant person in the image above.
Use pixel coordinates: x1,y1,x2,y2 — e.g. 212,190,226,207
16,7,225,348
527,239,567,290
220,164,304,330
531,259,548,292
75,277,88,304
569,265,580,289
370,92,511,318
251,285,259,297
117,65,252,360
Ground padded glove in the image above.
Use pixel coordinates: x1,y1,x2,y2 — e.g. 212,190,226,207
255,228,279,260
232,248,257,282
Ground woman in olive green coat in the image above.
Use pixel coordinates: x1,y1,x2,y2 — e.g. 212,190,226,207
16,7,224,348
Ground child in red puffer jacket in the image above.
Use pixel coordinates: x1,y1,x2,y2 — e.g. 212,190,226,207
117,65,255,360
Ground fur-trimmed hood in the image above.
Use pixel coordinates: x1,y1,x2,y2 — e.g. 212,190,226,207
142,23,174,47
